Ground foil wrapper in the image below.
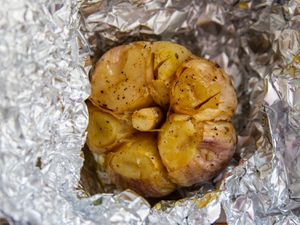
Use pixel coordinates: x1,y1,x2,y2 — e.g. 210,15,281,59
1,0,300,224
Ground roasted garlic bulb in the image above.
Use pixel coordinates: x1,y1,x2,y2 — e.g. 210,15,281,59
87,41,237,197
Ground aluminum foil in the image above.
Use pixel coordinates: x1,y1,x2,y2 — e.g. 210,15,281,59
1,0,300,224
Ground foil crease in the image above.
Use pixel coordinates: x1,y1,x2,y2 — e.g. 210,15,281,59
147,190,221,225
1,0,300,225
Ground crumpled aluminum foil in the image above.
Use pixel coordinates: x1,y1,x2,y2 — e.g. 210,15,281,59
1,0,300,224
